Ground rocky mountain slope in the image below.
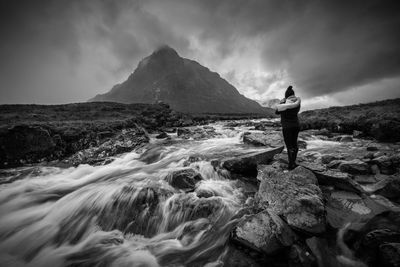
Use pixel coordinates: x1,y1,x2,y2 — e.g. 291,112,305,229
90,46,273,115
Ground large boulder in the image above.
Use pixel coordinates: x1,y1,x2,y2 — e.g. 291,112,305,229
233,210,297,254
339,159,370,175
243,131,283,148
222,147,284,177
164,168,203,191
256,166,326,234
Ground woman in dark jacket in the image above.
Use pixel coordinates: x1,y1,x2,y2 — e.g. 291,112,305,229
275,86,301,170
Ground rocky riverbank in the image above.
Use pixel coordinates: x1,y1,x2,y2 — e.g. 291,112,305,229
299,98,400,142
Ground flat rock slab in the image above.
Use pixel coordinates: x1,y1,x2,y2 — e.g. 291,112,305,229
222,146,284,177
256,166,326,234
313,170,365,195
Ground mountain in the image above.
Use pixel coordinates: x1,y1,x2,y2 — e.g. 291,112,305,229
90,46,273,115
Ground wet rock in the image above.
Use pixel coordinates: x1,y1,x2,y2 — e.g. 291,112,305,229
222,147,284,178
344,211,400,267
288,241,317,267
155,132,169,139
165,168,203,191
243,131,283,147
66,126,149,166
163,194,229,231
372,154,400,175
299,161,326,173
314,170,364,194
367,146,379,152
298,140,307,150
365,175,400,201
177,126,219,140
353,130,363,138
325,191,381,229
339,159,370,175
379,242,400,267
321,154,345,165
233,210,297,254
256,166,326,234
340,136,354,142
326,160,343,169
97,185,173,236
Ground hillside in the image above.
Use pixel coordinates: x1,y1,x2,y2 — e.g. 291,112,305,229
299,98,400,141
90,46,274,115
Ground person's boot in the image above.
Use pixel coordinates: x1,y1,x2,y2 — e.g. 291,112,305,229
288,149,296,170
293,148,299,168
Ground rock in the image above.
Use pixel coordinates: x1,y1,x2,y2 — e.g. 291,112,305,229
340,136,354,142
321,154,345,165
367,146,379,152
326,160,343,169
97,185,173,236
372,154,400,175
233,210,297,254
325,191,385,229
155,132,169,139
379,243,400,267
222,147,284,178
344,211,400,267
299,161,326,173
288,241,317,267
243,131,283,148
164,168,203,191
0,125,56,167
314,170,364,194
177,126,219,140
298,140,307,149
339,159,370,175
353,130,363,138
256,166,326,234
366,175,400,201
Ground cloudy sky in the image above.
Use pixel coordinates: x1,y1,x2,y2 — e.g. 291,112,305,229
1,0,399,110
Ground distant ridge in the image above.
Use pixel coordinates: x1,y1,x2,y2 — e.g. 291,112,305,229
90,46,274,115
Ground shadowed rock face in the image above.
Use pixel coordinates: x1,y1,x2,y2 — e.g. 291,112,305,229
90,46,273,115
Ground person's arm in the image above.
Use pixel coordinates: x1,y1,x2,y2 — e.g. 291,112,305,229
276,97,301,112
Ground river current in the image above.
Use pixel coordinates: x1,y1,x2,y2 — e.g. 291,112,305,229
0,121,292,267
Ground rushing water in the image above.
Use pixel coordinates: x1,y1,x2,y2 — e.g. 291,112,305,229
0,122,276,267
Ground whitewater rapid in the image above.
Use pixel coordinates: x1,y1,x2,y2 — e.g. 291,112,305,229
0,122,274,267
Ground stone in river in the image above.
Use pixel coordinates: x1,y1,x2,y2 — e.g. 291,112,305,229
365,175,400,201
222,146,284,177
164,168,203,191
155,132,169,139
243,131,284,148
339,159,370,175
372,154,400,175
256,166,326,234
340,136,354,142
314,170,365,195
233,210,297,255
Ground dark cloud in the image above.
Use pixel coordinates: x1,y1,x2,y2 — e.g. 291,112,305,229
0,0,399,105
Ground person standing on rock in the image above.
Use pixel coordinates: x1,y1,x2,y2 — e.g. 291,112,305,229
275,86,301,170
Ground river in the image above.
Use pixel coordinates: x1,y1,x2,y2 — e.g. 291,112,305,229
0,121,290,267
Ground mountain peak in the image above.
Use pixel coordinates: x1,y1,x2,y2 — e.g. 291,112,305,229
152,45,179,57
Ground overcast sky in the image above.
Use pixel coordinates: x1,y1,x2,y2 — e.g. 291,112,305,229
1,0,399,110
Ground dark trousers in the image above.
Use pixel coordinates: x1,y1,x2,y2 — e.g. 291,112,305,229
282,126,300,150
